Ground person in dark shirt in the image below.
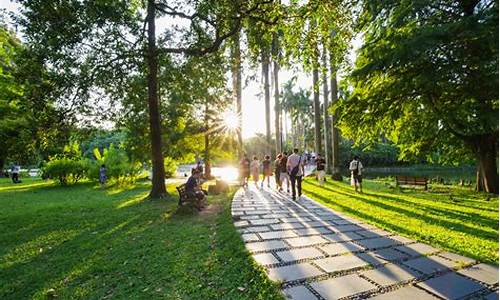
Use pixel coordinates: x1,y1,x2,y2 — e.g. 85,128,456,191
239,153,251,188
185,169,206,203
261,155,272,188
315,154,326,186
279,152,290,192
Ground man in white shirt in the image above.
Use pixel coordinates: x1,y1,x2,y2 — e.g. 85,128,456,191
287,148,305,201
349,155,363,193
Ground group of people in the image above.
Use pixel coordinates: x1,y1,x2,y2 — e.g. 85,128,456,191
239,148,306,201
239,150,365,197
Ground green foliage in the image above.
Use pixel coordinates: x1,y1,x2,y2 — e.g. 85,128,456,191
88,144,141,184
163,157,178,178
42,158,87,185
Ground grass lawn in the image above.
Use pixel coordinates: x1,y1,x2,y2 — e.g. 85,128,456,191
0,178,283,300
302,177,499,264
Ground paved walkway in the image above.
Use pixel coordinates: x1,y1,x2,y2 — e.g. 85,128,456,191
232,185,499,300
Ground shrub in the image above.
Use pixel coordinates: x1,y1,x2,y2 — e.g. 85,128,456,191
164,157,178,178
88,144,141,184
42,158,88,185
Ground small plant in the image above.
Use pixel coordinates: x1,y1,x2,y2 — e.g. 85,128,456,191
42,158,88,185
164,157,178,178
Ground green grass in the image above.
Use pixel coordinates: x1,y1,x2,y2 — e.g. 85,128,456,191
302,177,499,264
0,178,283,300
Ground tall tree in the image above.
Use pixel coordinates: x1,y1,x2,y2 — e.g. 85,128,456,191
322,43,332,173
341,0,498,193
231,30,243,157
262,48,272,152
272,32,281,156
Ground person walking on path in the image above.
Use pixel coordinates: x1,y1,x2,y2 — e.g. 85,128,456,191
99,164,107,187
239,153,251,188
349,155,364,193
279,152,290,193
261,155,272,188
10,164,20,184
274,154,282,189
287,148,305,201
250,156,260,187
315,153,326,186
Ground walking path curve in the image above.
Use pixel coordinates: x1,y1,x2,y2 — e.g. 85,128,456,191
232,185,499,300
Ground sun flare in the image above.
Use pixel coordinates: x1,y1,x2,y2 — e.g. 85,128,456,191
222,110,239,131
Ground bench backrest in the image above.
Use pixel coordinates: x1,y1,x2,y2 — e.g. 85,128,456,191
396,175,428,184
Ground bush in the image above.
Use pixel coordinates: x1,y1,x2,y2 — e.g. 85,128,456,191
42,158,88,185
164,157,178,178
88,144,141,184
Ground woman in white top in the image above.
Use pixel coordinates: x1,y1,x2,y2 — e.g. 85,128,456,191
250,156,261,187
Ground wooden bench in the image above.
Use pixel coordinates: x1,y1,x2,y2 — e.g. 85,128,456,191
396,175,428,190
176,184,203,210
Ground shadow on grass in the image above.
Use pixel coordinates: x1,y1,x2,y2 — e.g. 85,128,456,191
0,184,282,300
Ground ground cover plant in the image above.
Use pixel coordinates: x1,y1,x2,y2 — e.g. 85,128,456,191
302,178,499,264
0,178,283,300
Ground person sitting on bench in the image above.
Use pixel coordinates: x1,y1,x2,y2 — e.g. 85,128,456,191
185,169,206,205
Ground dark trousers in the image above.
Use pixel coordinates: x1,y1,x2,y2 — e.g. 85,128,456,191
290,175,302,199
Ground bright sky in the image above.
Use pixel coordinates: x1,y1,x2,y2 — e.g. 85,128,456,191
1,1,361,139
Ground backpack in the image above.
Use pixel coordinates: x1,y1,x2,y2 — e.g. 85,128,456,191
290,156,302,177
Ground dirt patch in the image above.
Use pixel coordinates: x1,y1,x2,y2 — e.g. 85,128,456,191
199,203,224,217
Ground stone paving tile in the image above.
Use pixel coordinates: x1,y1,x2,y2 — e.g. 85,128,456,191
304,221,331,228
331,219,355,226
395,243,439,257
311,274,376,299
241,233,260,242
402,255,458,275
389,235,416,244
362,263,420,286
239,226,271,233
417,272,485,299
285,235,329,247
294,227,334,236
276,247,325,263
245,210,271,215
356,237,400,250
239,215,261,220
438,252,476,265
323,232,364,242
370,286,439,300
253,253,280,265
283,285,318,300
314,254,371,273
368,248,410,263
234,220,250,227
248,218,279,226
259,230,298,240
320,242,365,256
330,224,363,232
280,217,311,223
262,213,289,219
267,263,324,282
458,263,499,285
245,240,288,253
271,223,306,230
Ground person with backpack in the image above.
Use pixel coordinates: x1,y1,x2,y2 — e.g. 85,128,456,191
279,152,290,193
274,154,282,189
287,148,304,201
349,155,364,193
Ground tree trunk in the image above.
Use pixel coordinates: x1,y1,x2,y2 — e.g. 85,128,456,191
272,33,280,157
313,67,322,155
470,134,499,194
146,0,167,198
330,60,342,180
231,30,242,158
322,43,332,173
204,101,210,174
262,49,272,154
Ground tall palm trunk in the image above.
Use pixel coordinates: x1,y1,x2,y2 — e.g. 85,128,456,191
272,33,281,157
330,64,342,180
322,43,332,173
146,0,167,198
313,67,322,155
262,49,271,154
231,30,242,157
